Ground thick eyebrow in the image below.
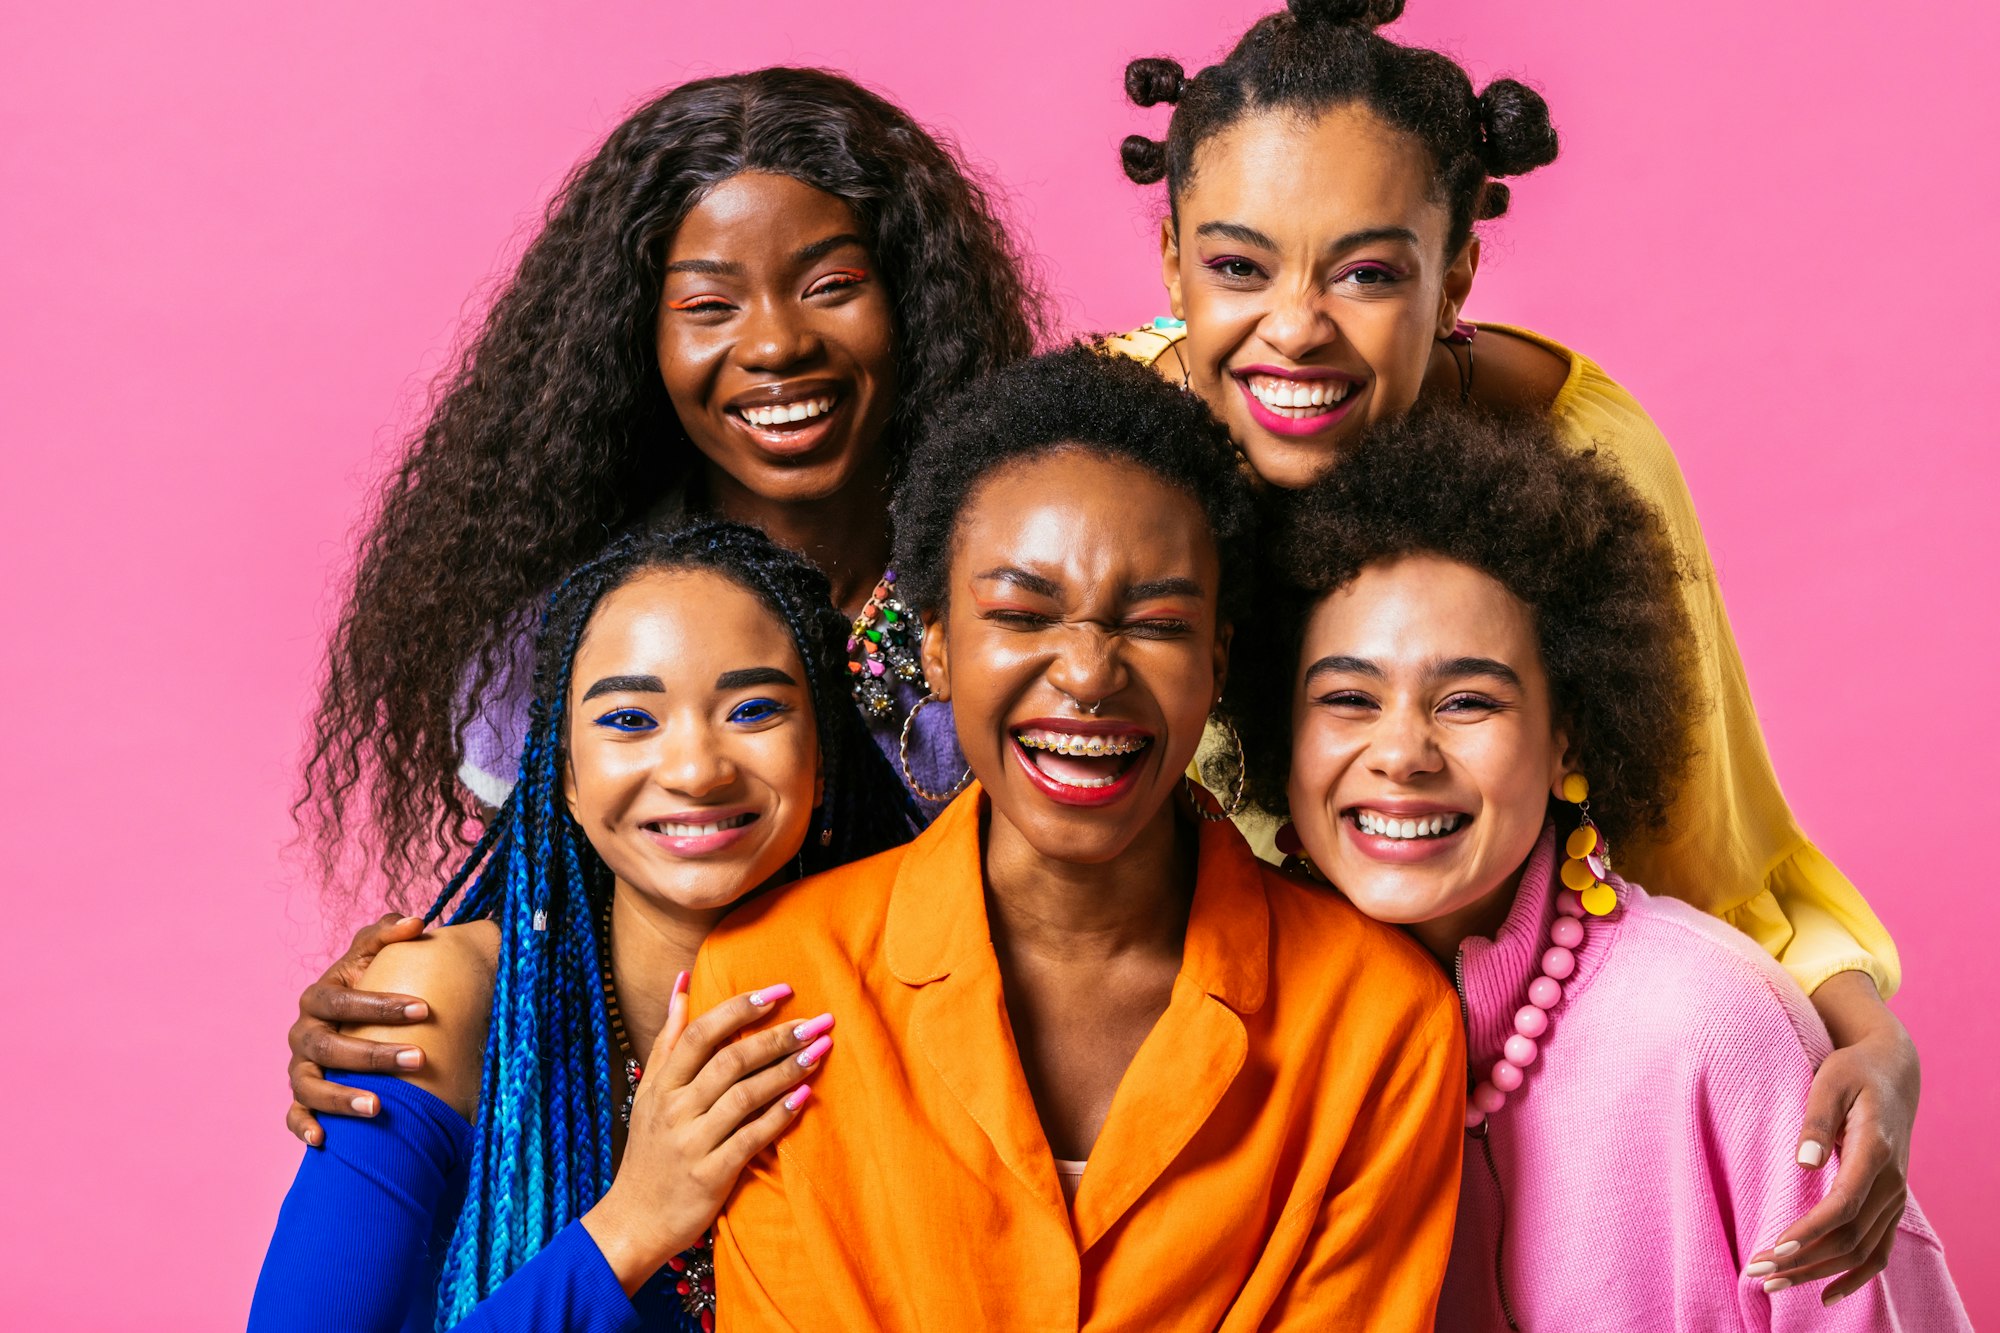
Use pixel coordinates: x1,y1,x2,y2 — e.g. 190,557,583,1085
1301,654,1523,688
793,233,867,266
1193,220,1423,256
715,666,798,691
1303,654,1383,686
972,566,1061,598
581,674,665,702
664,233,867,280
1126,576,1206,602
1429,656,1522,688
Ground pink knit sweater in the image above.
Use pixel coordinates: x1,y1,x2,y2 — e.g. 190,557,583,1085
1441,826,1968,1331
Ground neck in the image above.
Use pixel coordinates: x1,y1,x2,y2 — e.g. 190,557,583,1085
1406,861,1527,968
980,796,1195,966
606,878,729,1058
699,461,892,617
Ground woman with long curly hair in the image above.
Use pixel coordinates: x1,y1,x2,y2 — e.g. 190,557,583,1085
283,66,1042,1144
1107,0,1917,1298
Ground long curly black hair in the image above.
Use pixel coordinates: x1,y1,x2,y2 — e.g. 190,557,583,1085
1230,405,1700,848
1121,0,1560,257
300,68,1044,900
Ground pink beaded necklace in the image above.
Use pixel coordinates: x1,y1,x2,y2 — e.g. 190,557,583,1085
1465,816,1615,1129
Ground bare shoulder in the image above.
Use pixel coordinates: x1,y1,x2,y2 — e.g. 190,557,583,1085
347,920,499,1118
1150,338,1187,385
1470,327,1572,415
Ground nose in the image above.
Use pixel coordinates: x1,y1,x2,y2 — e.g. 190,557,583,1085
1259,279,1339,364
1045,623,1129,712
1365,698,1443,784
736,293,822,372
650,718,737,798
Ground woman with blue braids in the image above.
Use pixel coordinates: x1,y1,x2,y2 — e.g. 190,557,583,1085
249,519,909,1331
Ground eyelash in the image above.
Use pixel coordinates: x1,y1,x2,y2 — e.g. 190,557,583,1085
666,269,869,316
727,698,789,724
1199,257,1407,290
1202,255,1266,283
595,708,656,732
983,609,1192,638
1335,262,1405,288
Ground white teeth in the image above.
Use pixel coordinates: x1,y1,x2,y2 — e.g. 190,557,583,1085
740,396,835,428
1247,374,1351,416
1355,810,1463,840
1015,728,1150,757
656,813,754,838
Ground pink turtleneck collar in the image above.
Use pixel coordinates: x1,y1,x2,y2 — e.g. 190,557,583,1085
1453,821,1625,1073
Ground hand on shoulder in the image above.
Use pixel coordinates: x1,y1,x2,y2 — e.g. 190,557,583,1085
346,922,500,1119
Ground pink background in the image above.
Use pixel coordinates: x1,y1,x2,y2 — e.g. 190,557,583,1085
4,0,1996,1324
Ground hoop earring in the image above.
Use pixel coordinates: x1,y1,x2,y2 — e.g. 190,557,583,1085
1557,773,1616,917
900,693,972,804
1188,712,1248,821
1442,319,1476,405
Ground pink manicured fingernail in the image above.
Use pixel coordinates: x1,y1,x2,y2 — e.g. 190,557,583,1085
402,1002,429,1020
784,1084,812,1112
1763,1278,1791,1295
792,1013,834,1043
351,1095,376,1115
749,983,792,1007
796,1035,832,1068
395,1049,423,1069
1774,1240,1800,1258
1744,1261,1776,1279
1796,1141,1825,1167
673,970,690,997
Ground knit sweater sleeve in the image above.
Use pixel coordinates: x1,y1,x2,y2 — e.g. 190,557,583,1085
1680,932,1969,1330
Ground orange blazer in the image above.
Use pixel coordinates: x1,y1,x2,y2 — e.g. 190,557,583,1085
693,788,1466,1331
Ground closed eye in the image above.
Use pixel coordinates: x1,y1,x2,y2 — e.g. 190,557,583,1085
1123,618,1194,639
983,608,1055,629
1310,690,1378,712
595,707,657,732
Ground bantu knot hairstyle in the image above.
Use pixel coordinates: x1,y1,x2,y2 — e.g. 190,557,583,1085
891,344,1258,626
1122,0,1560,255
424,517,910,1324
1227,406,1699,848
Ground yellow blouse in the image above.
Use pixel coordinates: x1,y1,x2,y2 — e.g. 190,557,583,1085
1105,320,1899,998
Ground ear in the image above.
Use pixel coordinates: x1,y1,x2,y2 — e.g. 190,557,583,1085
1211,620,1234,706
918,609,951,702
1436,237,1480,338
1547,726,1578,797
814,766,826,810
1160,218,1185,321
560,746,578,816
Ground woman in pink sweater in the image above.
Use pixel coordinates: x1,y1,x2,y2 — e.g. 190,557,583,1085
1232,407,1970,1330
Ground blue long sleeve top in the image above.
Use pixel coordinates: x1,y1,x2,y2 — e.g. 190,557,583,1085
248,1073,692,1332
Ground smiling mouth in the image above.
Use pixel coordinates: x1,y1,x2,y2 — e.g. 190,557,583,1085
646,812,758,838
1013,726,1152,792
1345,808,1468,840
1240,372,1352,417
730,394,839,430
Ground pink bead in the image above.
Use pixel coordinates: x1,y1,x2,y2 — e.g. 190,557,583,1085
1464,1105,1487,1130
1490,1060,1524,1092
1503,1033,1539,1067
1555,889,1584,918
1528,976,1563,1009
1514,1004,1549,1038
1549,916,1584,949
1540,945,1577,981
1472,1082,1508,1114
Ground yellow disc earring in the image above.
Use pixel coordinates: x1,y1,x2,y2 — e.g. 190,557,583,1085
1558,774,1617,917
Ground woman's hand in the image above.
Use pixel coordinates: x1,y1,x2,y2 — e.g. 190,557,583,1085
1746,971,1920,1305
582,978,827,1296
285,914,436,1145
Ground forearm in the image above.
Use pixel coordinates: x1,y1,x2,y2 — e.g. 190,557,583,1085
1810,970,1905,1051
447,1221,643,1333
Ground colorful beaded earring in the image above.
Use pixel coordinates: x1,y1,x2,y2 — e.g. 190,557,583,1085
1557,773,1617,917
846,569,923,719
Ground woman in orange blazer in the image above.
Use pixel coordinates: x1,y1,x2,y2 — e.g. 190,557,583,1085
676,348,1464,1331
